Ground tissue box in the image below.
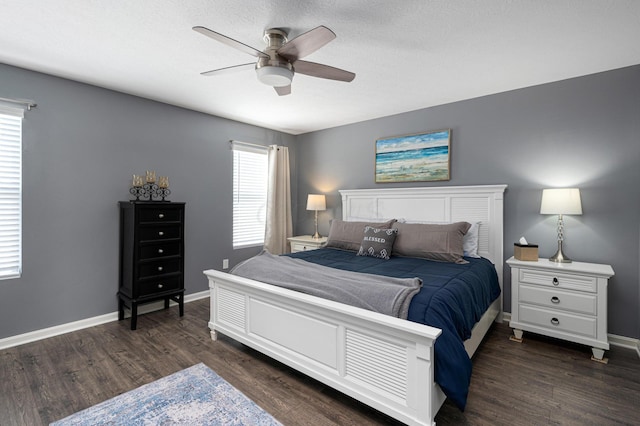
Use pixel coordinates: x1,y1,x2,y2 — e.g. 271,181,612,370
514,243,538,261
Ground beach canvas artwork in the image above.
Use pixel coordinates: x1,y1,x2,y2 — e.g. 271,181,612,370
375,129,451,183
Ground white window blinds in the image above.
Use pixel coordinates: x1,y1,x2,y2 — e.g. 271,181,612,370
232,141,268,249
0,106,23,279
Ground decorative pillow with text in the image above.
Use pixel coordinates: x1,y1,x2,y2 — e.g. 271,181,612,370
357,226,398,260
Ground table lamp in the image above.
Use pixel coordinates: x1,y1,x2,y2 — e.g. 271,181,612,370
540,188,582,263
306,194,326,239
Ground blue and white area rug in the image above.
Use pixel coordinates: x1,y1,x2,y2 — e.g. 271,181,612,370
50,363,282,425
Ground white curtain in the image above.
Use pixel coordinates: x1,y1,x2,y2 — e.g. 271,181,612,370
264,145,293,254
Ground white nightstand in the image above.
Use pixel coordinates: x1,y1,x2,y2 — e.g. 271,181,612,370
507,256,614,362
288,235,327,253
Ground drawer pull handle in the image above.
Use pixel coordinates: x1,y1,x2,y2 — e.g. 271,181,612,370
158,248,164,254
550,317,560,326
158,231,164,236
158,213,165,219
552,277,559,286
157,266,163,272
551,296,560,304
157,283,164,289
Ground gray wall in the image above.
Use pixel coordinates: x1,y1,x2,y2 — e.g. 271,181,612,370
0,63,296,339
296,65,640,339
1,62,638,341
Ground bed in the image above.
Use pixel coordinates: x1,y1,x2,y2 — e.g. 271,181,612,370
203,185,506,426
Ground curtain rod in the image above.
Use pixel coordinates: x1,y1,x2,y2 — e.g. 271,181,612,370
0,96,37,110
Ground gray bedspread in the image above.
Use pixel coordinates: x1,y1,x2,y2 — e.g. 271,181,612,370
230,250,422,319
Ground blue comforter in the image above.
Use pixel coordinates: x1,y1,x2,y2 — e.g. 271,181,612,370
286,248,501,410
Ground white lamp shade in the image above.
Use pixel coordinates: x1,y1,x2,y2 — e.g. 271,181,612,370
540,188,583,215
306,194,326,211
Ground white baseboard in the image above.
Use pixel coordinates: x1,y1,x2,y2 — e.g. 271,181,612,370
0,291,209,350
501,312,640,358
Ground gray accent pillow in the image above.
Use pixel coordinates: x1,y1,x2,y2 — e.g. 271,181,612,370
326,219,396,252
392,222,471,264
357,226,398,260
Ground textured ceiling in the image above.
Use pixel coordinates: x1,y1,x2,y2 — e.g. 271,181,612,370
1,1,639,135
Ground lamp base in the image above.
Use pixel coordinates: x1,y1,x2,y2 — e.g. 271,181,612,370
312,209,322,239
549,240,572,263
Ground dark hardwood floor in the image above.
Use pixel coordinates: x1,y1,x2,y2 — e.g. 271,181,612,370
1,298,639,425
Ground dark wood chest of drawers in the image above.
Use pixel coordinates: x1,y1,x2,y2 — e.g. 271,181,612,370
118,201,185,330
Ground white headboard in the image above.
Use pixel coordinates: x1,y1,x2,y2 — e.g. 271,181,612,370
339,185,507,291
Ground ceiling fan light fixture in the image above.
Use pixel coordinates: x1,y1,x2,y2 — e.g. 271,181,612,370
256,66,293,87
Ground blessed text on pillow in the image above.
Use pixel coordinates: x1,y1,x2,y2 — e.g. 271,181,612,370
357,226,398,259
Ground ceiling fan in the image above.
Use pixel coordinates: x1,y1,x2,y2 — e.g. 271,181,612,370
192,25,355,96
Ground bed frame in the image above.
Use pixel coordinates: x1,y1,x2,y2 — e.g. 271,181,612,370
204,185,506,426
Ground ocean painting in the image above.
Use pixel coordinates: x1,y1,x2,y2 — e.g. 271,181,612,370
375,129,451,183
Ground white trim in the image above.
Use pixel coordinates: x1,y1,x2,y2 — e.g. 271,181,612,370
608,333,640,356
0,97,36,111
502,312,640,358
230,140,269,154
0,104,25,117
0,291,209,350
0,109,23,280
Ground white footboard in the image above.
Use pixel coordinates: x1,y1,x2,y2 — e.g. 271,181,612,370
204,269,445,426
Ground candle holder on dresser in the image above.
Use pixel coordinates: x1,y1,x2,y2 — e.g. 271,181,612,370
129,171,171,201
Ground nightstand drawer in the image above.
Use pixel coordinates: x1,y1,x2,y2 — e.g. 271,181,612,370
519,285,597,315
519,305,597,338
519,268,597,292
288,236,327,253
291,242,320,252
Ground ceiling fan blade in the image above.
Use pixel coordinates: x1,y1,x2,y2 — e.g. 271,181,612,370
193,26,268,59
293,60,355,82
201,63,255,77
277,25,336,61
274,85,291,96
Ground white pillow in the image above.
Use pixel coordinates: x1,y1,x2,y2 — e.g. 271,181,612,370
397,218,481,258
462,222,480,258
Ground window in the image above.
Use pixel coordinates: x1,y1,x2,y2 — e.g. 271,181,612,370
0,107,23,279
232,141,268,249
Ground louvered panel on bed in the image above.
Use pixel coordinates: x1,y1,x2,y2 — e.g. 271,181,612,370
215,286,246,330
345,329,408,401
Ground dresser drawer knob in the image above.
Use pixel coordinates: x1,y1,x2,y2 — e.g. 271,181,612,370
157,283,163,289
550,317,560,326
158,231,164,236
158,213,165,219
157,266,164,271
551,296,560,304
552,277,559,286
158,248,164,254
